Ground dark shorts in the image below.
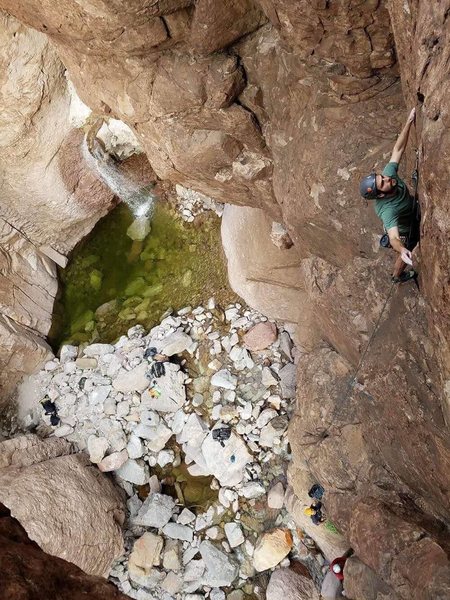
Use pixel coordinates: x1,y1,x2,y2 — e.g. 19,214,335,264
404,218,420,250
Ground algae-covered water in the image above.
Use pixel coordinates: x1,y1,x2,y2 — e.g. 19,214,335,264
50,202,236,348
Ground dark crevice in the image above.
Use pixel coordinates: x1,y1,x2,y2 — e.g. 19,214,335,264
159,16,171,39
231,53,264,137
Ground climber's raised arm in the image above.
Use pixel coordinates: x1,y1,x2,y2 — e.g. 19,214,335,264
390,108,416,164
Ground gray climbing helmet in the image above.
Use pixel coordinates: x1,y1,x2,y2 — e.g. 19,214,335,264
359,173,378,199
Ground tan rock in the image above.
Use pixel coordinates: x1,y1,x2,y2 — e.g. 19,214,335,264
266,568,319,600
221,205,310,331
128,532,164,577
253,528,293,572
0,506,130,599
75,357,98,370
0,435,125,576
97,449,129,472
243,322,277,351
0,434,72,469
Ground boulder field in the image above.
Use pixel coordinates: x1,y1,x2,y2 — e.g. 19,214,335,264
0,1,449,598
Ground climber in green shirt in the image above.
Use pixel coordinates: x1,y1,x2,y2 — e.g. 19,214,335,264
359,108,419,283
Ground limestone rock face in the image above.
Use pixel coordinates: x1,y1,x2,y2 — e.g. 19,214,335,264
221,205,307,328
0,503,128,600
0,435,125,577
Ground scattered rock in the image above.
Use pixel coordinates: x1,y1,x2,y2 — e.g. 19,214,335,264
243,322,277,351
253,529,293,572
98,449,129,472
211,370,237,390
162,522,194,542
115,459,148,485
268,482,285,509
156,330,194,356
87,435,109,464
128,532,163,577
224,522,245,548
113,363,149,393
278,364,296,399
134,493,175,528
200,541,239,587
75,357,98,369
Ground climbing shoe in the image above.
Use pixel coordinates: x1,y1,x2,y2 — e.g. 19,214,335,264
392,270,417,284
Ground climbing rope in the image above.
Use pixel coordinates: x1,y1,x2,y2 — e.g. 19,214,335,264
347,281,395,391
347,150,421,399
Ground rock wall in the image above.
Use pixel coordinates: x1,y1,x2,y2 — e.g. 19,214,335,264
0,503,128,600
0,1,448,597
0,435,125,576
0,13,115,406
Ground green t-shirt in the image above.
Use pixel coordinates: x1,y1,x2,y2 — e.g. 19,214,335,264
375,162,413,235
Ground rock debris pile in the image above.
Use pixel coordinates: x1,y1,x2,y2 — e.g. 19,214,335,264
175,185,224,223
36,301,301,599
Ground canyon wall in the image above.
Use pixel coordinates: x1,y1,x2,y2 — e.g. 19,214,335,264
0,1,448,597
0,13,115,406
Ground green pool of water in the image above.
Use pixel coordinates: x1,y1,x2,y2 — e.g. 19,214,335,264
50,202,236,348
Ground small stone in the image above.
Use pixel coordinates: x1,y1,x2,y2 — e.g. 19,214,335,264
127,216,151,241
268,482,285,509
256,409,278,429
211,370,237,390
177,508,196,525
243,322,277,351
278,363,296,399
157,330,194,356
75,357,98,369
162,522,194,542
87,435,109,463
127,434,144,459
240,481,266,499
113,363,148,393
210,589,226,600
200,541,239,587
134,493,175,528
83,343,115,357
206,526,221,540
157,449,175,467
261,367,278,387
227,591,244,600
163,539,181,571
53,424,74,437
267,568,320,600
192,393,204,407
128,532,163,577
116,459,148,485
97,449,129,472
60,345,78,363
116,400,130,418
224,522,245,548
161,571,183,595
